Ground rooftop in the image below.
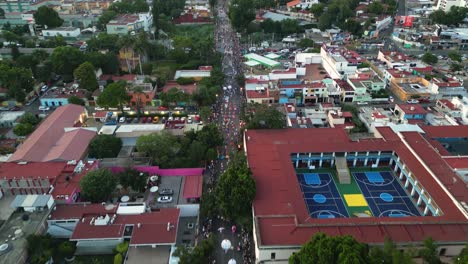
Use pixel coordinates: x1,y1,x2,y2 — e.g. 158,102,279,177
8,105,96,162
396,104,428,115
0,162,67,181
108,14,140,25
245,128,467,246
50,203,180,245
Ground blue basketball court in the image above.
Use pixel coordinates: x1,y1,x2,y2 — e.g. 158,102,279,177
352,171,422,217
297,173,349,218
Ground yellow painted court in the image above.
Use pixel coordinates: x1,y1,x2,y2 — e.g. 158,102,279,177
344,194,368,207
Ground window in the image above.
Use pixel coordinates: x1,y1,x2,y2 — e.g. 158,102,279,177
439,248,446,256
271,252,276,259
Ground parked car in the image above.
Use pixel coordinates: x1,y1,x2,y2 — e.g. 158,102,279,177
152,116,159,123
187,116,193,123
356,102,368,105
147,116,152,123
132,118,139,123
158,106,168,110
142,117,147,123
40,85,48,92
105,119,117,125
159,189,174,195
126,117,133,123
174,107,184,111
38,106,50,111
157,196,173,203
123,106,131,111
95,107,105,111
119,117,126,123
406,99,419,104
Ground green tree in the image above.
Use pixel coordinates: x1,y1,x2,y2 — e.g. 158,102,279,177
229,0,256,32
421,53,438,65
173,236,215,264
450,63,462,72
57,241,75,259
0,8,5,18
114,253,123,264
159,87,190,106
215,153,255,223
309,3,325,17
68,96,86,106
448,51,462,62
289,233,369,264
196,124,223,149
20,112,40,126
116,242,129,254
97,10,117,30
367,1,383,14
454,244,468,264
368,237,414,264
26,234,54,264
33,6,63,28
50,46,84,75
136,132,181,167
246,103,286,129
298,38,315,49
88,135,123,158
199,106,212,122
74,62,98,92
80,168,117,202
97,81,131,112
142,62,153,75
118,168,147,193
13,123,34,136
420,237,441,264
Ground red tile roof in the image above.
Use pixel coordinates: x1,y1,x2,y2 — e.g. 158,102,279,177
443,157,468,169
437,99,457,110
71,208,180,245
0,162,67,181
183,175,203,199
52,204,180,245
245,128,468,246
9,105,95,162
287,0,301,7
246,90,270,99
386,69,414,78
397,104,428,115
421,125,468,138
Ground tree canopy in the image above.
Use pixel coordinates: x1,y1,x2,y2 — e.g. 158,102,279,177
173,237,215,264
68,96,86,106
215,153,256,224
80,168,117,202
74,62,98,92
290,233,369,264
33,6,63,28
97,81,131,111
0,61,34,102
229,0,256,32
88,135,123,159
422,52,438,65
136,124,222,168
117,168,147,193
50,46,84,76
246,103,286,129
429,6,468,26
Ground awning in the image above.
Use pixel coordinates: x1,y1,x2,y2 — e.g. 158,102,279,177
183,175,203,199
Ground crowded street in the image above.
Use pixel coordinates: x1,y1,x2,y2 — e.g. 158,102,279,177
198,0,254,263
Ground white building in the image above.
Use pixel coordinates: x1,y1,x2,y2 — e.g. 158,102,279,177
42,27,81,38
268,68,297,80
451,96,468,124
320,45,363,79
434,0,467,12
430,77,466,99
294,53,321,65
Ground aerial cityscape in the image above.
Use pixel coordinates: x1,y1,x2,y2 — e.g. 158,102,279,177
0,0,466,263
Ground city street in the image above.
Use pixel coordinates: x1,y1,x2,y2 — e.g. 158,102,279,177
197,0,254,263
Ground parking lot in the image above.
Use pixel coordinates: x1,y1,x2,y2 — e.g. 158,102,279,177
152,176,184,209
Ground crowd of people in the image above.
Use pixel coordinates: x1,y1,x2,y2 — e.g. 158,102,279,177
197,0,254,263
